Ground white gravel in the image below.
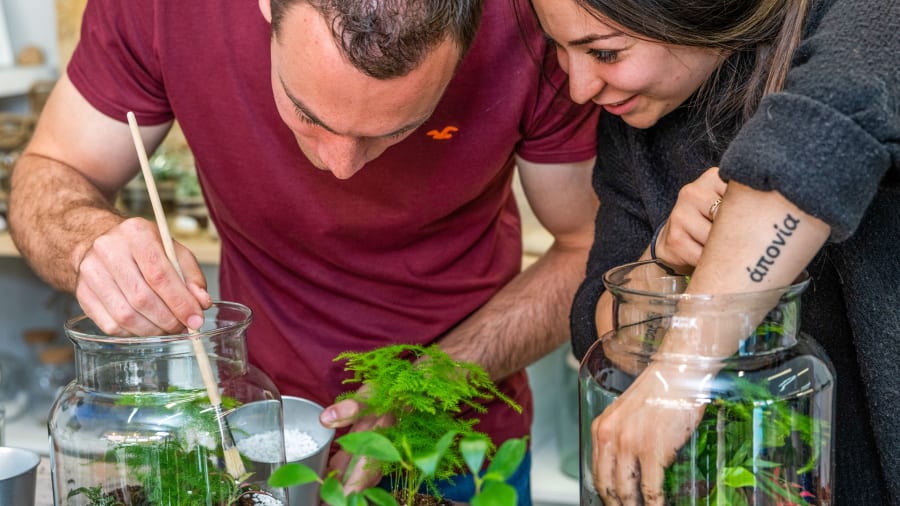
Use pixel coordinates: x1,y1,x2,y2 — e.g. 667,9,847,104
245,492,284,505
237,429,320,463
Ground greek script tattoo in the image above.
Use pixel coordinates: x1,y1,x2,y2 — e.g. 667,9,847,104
747,214,800,283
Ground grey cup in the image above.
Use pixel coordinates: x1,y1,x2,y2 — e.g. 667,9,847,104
282,396,335,506
0,447,40,506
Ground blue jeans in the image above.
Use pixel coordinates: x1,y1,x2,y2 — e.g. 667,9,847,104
378,451,532,506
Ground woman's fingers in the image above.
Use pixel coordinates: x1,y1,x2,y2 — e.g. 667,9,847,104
639,455,666,506
593,416,620,505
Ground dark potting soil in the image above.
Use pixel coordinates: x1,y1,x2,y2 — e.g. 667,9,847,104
88,487,284,506
395,491,456,506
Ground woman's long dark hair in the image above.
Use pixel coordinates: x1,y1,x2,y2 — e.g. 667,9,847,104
577,0,811,149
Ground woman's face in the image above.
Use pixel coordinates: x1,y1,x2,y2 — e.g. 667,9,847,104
532,0,726,129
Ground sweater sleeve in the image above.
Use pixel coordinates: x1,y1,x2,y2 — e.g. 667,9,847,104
571,116,654,359
719,0,900,242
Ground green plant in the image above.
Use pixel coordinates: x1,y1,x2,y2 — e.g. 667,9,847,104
664,375,828,506
67,388,258,506
335,344,521,497
269,343,526,505
268,430,528,506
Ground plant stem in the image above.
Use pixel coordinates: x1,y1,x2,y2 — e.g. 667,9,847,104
716,405,725,506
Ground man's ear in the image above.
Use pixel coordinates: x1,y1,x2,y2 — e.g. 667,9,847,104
259,0,272,23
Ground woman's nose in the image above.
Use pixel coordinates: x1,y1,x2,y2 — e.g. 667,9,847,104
566,56,606,105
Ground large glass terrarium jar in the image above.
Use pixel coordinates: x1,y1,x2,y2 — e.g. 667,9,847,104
580,261,835,505
51,301,287,505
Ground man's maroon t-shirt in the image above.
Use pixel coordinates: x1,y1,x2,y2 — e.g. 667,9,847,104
68,0,599,444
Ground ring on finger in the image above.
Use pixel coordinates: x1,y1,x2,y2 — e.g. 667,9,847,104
708,198,723,221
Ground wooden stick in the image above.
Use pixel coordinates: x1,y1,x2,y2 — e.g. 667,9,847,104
126,112,246,479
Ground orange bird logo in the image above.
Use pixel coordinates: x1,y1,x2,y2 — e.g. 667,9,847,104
427,126,459,140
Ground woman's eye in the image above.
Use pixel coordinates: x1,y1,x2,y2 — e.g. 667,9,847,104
588,49,619,64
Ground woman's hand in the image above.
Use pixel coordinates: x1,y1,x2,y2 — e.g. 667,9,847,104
591,360,708,505
654,167,727,271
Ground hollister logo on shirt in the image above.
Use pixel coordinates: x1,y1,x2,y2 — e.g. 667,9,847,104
427,126,458,140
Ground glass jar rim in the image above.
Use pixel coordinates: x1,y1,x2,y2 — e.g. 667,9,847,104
64,300,253,345
602,260,810,302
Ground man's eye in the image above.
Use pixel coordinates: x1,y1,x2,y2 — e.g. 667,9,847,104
293,108,318,127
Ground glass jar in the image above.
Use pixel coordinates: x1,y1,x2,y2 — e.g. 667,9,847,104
51,301,287,505
580,261,835,505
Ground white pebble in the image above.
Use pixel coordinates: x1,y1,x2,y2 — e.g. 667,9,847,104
246,492,283,505
284,429,320,461
237,429,321,463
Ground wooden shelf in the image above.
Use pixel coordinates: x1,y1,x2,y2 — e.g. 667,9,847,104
0,231,222,265
0,65,57,97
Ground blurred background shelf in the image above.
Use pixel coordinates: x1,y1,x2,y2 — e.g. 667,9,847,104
0,65,57,97
0,230,221,265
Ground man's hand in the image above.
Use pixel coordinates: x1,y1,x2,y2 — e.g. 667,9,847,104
75,217,210,336
591,361,708,505
321,395,395,493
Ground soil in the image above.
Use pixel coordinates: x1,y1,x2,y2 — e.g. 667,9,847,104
83,487,284,506
395,491,455,506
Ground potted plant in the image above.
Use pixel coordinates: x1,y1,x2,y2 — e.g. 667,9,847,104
269,429,527,506
663,374,828,505
269,343,526,506
65,388,279,506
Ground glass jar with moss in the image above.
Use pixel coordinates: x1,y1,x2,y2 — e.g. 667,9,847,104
50,301,287,505
580,260,835,505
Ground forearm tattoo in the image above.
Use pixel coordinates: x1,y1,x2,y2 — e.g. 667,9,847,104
746,214,800,283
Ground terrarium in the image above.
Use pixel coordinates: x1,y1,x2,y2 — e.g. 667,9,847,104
580,261,835,505
50,301,287,505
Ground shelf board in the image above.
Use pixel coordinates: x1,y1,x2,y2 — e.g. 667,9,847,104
0,230,222,265
0,65,57,97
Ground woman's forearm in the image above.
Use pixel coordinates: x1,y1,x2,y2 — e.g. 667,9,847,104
664,181,831,357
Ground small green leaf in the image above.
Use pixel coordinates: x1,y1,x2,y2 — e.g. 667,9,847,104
752,459,782,469
722,485,750,506
460,435,489,475
414,451,440,478
267,462,319,487
471,481,517,506
363,487,400,506
415,431,458,477
485,438,527,480
347,492,368,506
434,430,457,461
337,431,402,462
321,475,348,506
721,466,756,488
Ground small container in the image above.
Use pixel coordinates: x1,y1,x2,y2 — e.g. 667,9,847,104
0,446,41,506
229,396,334,505
282,396,334,505
580,261,835,505
50,301,287,505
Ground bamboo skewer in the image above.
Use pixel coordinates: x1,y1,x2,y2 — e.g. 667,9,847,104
126,111,246,479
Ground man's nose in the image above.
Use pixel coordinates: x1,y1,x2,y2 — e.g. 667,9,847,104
316,135,368,179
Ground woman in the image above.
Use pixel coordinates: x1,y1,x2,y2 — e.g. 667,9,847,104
529,0,899,503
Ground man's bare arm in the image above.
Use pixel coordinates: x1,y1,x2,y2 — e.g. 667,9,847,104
9,75,208,335
438,156,598,380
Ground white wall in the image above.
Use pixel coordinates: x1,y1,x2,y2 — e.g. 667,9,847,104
1,0,59,68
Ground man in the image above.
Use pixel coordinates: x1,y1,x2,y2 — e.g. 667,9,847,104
9,0,599,501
